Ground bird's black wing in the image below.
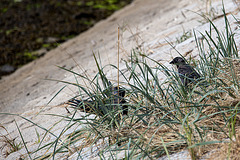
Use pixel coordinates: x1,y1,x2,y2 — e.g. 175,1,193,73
67,86,128,115
178,64,200,86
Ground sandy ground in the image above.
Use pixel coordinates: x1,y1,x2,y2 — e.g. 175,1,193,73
0,0,239,159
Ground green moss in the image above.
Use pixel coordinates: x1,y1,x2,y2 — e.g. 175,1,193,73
1,7,8,13
23,52,38,60
86,0,126,11
14,0,22,3
60,35,75,40
86,1,94,6
42,43,50,48
5,27,20,35
83,20,94,25
77,1,82,6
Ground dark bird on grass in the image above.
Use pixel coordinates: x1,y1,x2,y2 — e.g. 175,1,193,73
170,57,201,86
67,86,128,115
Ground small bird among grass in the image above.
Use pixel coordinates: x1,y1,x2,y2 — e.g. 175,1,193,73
170,57,201,86
67,86,128,115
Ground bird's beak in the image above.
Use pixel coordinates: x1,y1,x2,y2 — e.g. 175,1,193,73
170,60,174,64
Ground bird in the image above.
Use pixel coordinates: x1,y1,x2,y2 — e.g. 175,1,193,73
170,57,201,86
67,86,128,115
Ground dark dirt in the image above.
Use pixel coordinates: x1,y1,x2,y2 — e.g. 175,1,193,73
0,0,132,77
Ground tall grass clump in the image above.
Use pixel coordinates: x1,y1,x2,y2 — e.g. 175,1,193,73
13,5,240,160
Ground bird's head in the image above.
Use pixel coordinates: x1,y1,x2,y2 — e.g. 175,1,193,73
170,57,186,65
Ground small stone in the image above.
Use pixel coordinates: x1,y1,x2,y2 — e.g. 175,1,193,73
0,64,15,74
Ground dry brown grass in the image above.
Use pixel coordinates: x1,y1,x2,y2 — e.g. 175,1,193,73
207,129,240,160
